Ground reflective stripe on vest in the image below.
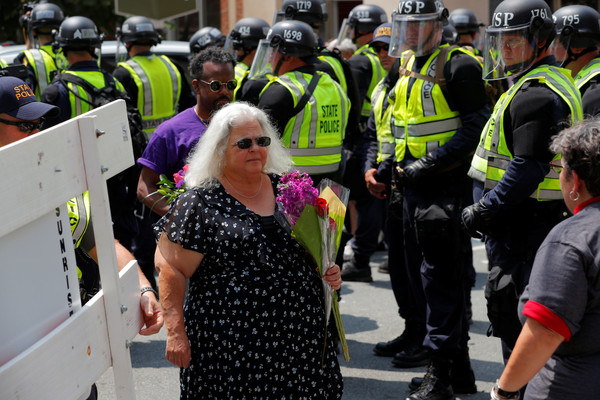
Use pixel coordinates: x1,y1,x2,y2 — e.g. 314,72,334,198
390,45,468,162
24,46,63,98
262,70,350,174
371,79,395,162
235,62,249,82
355,44,385,117
118,54,181,135
468,65,583,201
62,70,126,118
574,58,600,90
67,192,91,249
317,53,348,92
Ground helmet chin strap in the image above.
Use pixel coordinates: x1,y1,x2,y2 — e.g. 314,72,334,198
273,52,285,75
561,46,597,68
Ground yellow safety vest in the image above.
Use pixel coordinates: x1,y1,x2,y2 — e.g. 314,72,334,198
261,70,350,175
117,54,182,136
234,62,249,82
22,45,66,99
67,192,91,280
371,79,395,163
318,52,348,93
391,45,473,162
0,59,7,68
61,70,127,118
574,57,600,90
354,44,385,117
468,65,583,201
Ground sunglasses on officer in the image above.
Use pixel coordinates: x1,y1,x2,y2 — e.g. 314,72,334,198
199,79,237,92
371,43,389,53
232,136,271,150
0,117,43,133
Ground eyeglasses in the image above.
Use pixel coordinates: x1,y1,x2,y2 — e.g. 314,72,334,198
371,43,389,53
549,160,563,174
501,36,528,50
232,136,271,149
0,117,42,133
199,79,237,92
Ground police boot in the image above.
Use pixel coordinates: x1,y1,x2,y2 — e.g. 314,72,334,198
392,343,430,368
406,357,454,400
408,348,476,394
341,253,373,282
374,320,423,357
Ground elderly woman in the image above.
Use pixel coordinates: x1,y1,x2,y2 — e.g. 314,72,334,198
155,102,343,399
491,119,600,400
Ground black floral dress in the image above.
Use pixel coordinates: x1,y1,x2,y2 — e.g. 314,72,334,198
155,175,343,399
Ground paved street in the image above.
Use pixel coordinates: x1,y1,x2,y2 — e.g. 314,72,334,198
97,240,503,399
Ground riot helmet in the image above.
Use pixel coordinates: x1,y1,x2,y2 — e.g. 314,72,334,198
189,27,226,54
224,18,270,62
249,20,318,78
550,5,600,66
29,3,64,33
443,24,458,45
277,0,328,30
389,0,449,58
118,16,161,46
55,16,103,51
482,0,555,81
337,4,388,45
448,8,484,33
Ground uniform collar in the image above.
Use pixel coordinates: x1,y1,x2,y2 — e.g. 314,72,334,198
69,60,100,71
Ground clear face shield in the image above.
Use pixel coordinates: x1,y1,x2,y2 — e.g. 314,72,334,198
389,13,443,58
248,39,276,79
549,35,569,65
336,18,355,46
482,25,537,81
272,11,285,26
223,33,236,57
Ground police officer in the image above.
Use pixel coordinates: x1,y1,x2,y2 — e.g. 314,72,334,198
113,16,195,138
551,5,600,117
189,26,226,55
41,16,140,260
447,8,484,55
226,17,270,83
387,0,490,397
462,0,583,390
256,20,350,184
14,2,66,99
338,4,389,282
225,17,270,104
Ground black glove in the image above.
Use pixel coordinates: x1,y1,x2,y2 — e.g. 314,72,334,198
399,153,437,186
461,197,494,239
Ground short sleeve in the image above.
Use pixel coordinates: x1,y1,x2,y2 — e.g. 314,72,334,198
524,239,588,336
154,189,207,254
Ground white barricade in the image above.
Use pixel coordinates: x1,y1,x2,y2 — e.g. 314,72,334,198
0,100,142,400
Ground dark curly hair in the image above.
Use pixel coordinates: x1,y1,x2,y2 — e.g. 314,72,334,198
188,47,235,80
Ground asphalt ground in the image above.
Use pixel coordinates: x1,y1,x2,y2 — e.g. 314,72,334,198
97,240,503,399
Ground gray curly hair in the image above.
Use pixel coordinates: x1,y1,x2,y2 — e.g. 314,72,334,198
550,118,600,197
184,102,292,188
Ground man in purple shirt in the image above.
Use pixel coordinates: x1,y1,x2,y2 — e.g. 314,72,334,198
137,47,235,216
134,47,234,288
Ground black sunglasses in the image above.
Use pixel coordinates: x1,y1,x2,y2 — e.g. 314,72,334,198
232,136,271,149
199,79,237,92
0,117,42,133
371,43,389,53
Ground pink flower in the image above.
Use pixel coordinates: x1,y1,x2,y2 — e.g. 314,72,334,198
277,171,319,225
